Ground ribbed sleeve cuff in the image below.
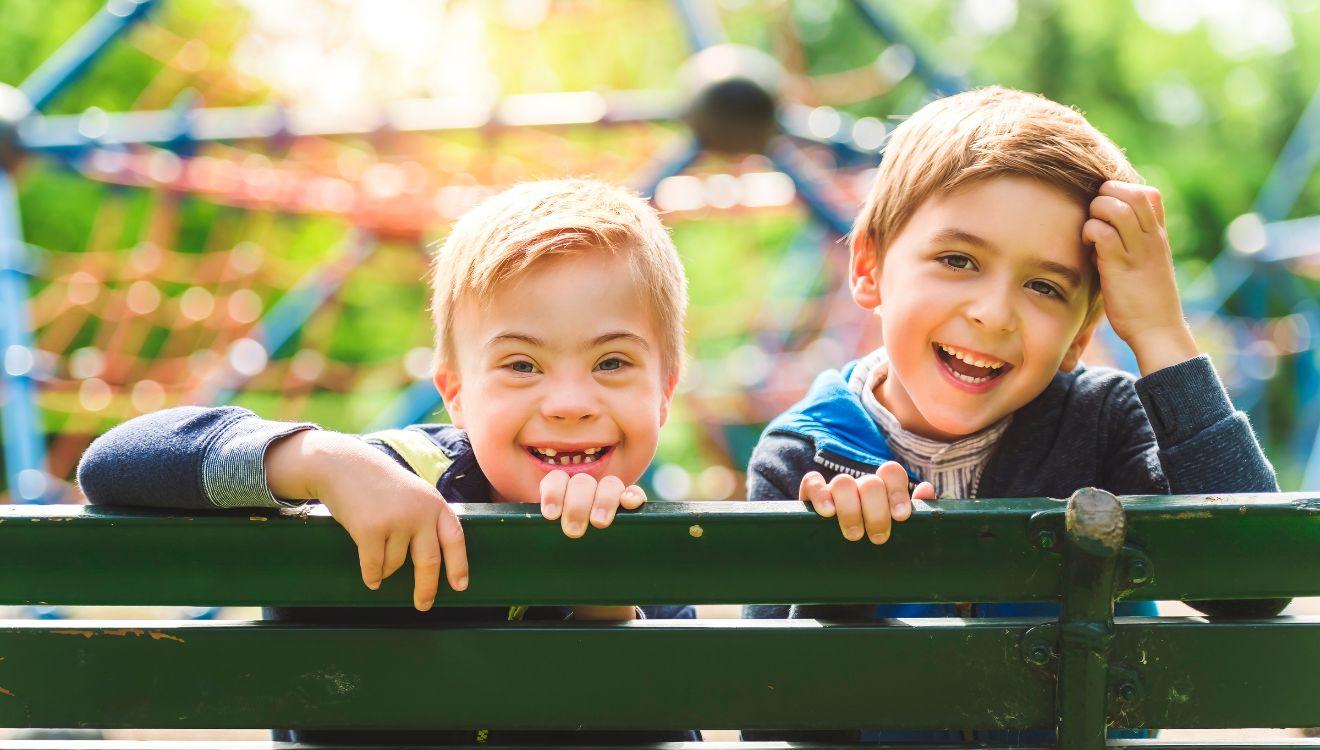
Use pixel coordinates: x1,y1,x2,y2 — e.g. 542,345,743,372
201,418,319,509
1134,354,1235,446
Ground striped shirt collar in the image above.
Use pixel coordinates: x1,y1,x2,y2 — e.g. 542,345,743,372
847,348,1010,498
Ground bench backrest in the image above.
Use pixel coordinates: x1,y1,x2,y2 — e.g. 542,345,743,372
2,489,1319,750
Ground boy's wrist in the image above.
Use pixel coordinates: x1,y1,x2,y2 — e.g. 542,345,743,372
265,429,355,501
1127,323,1200,376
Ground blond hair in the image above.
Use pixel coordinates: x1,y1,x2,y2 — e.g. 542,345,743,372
430,178,687,380
853,86,1140,323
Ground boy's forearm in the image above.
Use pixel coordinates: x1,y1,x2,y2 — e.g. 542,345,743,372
1127,321,1200,377
264,429,359,501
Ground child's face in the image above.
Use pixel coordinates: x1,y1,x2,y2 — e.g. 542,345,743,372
852,176,1097,441
434,248,676,502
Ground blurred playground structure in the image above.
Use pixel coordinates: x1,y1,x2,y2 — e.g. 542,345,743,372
2,0,1320,509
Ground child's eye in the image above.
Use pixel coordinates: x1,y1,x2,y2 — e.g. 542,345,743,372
938,253,977,271
1027,280,1063,298
506,360,539,374
596,357,629,372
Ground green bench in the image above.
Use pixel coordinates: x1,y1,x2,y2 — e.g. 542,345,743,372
2,489,1319,750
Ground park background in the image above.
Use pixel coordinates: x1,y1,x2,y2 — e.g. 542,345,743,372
1,0,1318,503
1,0,1319,742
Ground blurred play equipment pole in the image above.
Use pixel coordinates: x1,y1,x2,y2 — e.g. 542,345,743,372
0,0,160,502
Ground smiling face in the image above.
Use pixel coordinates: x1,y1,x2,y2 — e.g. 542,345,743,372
851,176,1099,441
433,248,676,503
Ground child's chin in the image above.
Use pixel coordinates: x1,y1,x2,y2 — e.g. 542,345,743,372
925,412,1000,439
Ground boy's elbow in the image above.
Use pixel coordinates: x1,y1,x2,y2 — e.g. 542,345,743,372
76,432,126,505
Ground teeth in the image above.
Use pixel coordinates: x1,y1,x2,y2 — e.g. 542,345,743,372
532,446,608,464
950,370,992,384
939,343,1004,370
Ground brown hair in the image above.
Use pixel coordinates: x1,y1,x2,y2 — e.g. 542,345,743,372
852,86,1140,323
430,178,687,380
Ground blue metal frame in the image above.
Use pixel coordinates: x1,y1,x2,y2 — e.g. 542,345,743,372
1185,84,1320,318
0,169,46,502
766,140,853,236
19,0,159,112
847,0,967,96
671,0,725,53
203,232,379,406
0,0,161,502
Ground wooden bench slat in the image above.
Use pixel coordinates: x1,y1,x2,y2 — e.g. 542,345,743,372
1113,616,1320,729
0,618,1052,730
3,495,1317,607
5,617,1319,731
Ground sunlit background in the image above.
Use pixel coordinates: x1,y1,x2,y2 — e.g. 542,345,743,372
3,1,1320,742
1,0,1319,509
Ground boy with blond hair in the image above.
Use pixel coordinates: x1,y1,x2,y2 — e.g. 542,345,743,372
745,86,1282,741
78,178,695,744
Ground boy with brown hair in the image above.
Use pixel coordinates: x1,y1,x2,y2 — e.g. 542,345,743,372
743,82,1282,745
752,85,1276,540
78,178,695,744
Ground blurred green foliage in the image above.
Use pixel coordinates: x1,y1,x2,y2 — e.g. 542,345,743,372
1,0,1318,490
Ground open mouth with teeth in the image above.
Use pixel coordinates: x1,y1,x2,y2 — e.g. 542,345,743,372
527,445,613,467
933,342,1013,385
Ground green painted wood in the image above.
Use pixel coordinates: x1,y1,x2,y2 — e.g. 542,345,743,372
1122,494,1320,601
3,494,1317,607
0,619,1052,731
1056,489,1126,750
1107,616,1320,729
0,501,1063,607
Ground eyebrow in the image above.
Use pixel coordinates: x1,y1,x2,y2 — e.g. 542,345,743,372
930,228,1085,290
486,331,650,350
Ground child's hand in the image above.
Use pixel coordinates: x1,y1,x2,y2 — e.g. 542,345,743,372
538,470,646,538
266,431,468,611
798,461,935,544
1083,181,1199,375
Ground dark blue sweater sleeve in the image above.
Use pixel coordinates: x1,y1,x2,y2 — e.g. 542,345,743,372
77,406,316,510
1122,356,1286,617
1132,355,1278,493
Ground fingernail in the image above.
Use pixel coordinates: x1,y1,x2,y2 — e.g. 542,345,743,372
870,532,889,545
592,508,609,525
565,522,583,537
894,502,909,517
543,504,560,520
455,575,468,591
820,500,835,515
367,581,380,591
845,526,863,541
416,599,433,612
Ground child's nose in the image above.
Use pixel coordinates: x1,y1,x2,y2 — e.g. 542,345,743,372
540,381,600,422
965,287,1018,332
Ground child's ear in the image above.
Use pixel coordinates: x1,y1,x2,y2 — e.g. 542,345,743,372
1059,321,1098,372
849,232,882,310
433,367,465,428
658,370,680,426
